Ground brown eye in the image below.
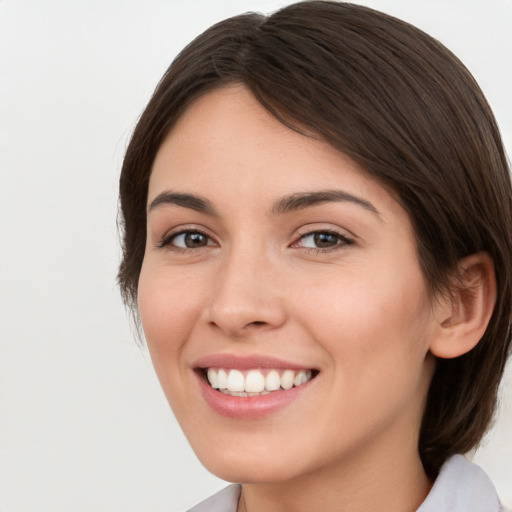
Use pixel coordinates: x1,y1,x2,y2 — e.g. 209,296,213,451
295,230,353,251
313,232,339,248
182,232,209,248
164,231,214,249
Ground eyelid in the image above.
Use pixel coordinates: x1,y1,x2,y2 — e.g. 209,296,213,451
290,225,355,251
155,224,218,250
294,223,355,240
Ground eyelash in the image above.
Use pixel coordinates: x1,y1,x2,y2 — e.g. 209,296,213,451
157,229,215,253
291,229,354,253
157,227,353,255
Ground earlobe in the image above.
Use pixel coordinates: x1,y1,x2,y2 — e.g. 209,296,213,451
429,252,496,359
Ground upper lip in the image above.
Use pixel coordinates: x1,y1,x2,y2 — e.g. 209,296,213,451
192,353,317,371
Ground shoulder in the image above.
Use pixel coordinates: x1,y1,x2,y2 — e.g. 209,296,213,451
186,484,241,512
418,454,508,512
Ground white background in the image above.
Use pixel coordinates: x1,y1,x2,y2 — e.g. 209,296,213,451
0,1,511,511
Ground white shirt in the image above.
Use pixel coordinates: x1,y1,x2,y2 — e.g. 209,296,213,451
187,455,507,512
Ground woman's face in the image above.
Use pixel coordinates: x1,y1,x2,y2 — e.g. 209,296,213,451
138,85,439,484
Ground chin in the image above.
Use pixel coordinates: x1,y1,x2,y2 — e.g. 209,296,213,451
192,441,311,484
202,458,302,484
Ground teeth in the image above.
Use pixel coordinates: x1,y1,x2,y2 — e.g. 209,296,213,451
281,370,295,390
205,368,313,395
226,369,244,392
265,370,281,391
245,370,265,393
217,369,228,389
207,368,218,388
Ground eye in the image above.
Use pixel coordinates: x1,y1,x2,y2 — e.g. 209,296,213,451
158,230,215,250
292,230,353,251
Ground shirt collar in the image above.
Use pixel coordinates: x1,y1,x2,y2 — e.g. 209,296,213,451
417,454,504,512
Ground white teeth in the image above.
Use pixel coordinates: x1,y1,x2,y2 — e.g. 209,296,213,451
245,370,265,393
265,370,281,391
226,369,245,392
207,368,219,388
205,368,314,395
281,370,294,390
217,369,228,389
294,371,306,387
221,390,271,397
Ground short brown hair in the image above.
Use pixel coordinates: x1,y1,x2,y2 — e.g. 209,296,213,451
118,1,512,478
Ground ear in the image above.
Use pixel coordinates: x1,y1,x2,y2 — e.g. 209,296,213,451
429,252,497,359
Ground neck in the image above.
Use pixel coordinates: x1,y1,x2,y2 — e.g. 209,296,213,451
237,436,432,512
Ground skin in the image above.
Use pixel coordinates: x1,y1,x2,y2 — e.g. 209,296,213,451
138,85,449,512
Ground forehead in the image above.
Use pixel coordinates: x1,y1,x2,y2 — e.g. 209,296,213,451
148,85,407,226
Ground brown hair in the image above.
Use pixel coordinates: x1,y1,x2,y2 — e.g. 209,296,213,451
118,1,512,478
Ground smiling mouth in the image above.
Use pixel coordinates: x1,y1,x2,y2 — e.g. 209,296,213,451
201,368,317,397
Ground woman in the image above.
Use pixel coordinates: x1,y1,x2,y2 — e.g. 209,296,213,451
118,2,512,510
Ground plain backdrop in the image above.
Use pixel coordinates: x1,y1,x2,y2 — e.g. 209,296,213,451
1,1,511,511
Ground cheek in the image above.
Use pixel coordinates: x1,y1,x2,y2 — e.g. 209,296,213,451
301,255,432,381
137,264,204,372
302,264,433,440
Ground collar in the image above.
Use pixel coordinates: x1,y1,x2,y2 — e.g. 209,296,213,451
417,454,504,512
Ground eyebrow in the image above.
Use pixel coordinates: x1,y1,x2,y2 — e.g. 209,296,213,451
147,192,218,216
271,190,379,216
147,189,379,217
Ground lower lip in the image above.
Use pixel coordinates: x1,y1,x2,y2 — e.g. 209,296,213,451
195,371,315,420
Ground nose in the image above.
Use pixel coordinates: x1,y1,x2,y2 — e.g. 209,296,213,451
203,245,287,337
